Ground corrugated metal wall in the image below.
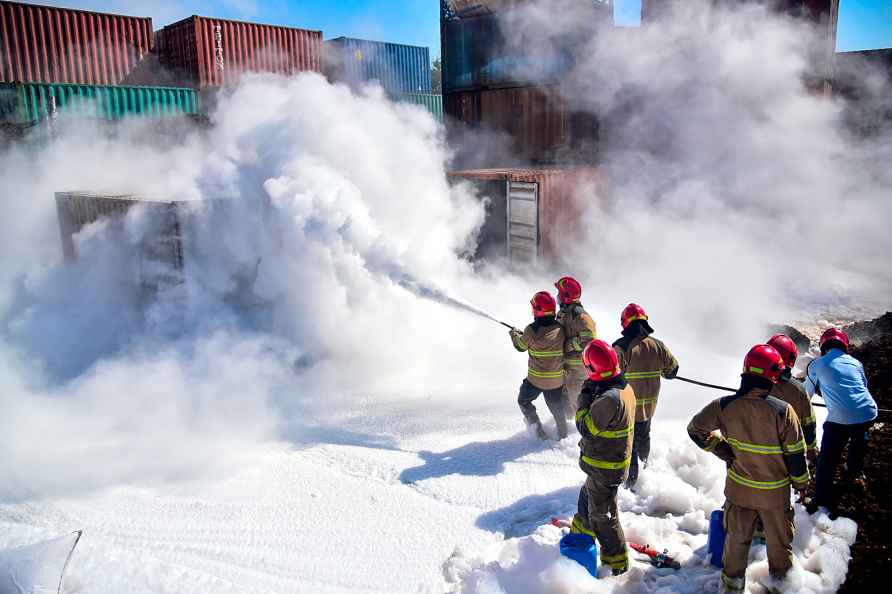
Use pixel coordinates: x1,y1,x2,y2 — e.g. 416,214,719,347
444,85,598,165
395,92,443,121
0,82,198,125
157,15,322,87
324,37,431,93
0,0,153,85
447,167,600,263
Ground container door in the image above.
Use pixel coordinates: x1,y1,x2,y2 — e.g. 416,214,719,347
506,180,538,264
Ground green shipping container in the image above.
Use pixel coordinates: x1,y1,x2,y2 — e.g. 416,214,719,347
395,92,443,123
0,83,199,127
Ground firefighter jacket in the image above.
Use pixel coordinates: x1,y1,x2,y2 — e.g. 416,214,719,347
557,303,597,374
771,378,818,452
687,385,809,509
575,377,637,486
512,317,565,390
613,333,678,423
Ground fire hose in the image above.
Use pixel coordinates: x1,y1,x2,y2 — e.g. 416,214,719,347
674,375,891,414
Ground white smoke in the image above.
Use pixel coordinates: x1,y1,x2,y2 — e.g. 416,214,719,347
1,3,890,499
495,0,892,352
0,74,523,497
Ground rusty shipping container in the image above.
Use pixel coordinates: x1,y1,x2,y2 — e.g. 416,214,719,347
448,167,599,264
445,85,598,167
55,192,186,291
0,0,152,85
156,15,322,87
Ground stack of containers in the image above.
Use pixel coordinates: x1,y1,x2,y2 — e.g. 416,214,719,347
0,0,199,135
440,0,608,264
324,36,442,122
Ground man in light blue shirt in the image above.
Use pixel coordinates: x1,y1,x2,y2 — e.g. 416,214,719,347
805,328,878,515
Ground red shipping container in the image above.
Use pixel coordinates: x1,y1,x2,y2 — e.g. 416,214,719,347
448,167,600,264
445,85,599,167
0,0,152,85
157,15,322,87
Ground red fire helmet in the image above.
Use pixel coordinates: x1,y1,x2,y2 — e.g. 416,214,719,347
621,303,648,329
742,344,787,383
819,328,850,352
531,291,557,318
767,334,799,368
583,340,622,381
554,276,583,304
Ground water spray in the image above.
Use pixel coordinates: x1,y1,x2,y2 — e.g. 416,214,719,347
384,268,518,332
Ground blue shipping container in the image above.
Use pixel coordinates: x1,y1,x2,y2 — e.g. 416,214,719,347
442,14,574,93
324,37,432,94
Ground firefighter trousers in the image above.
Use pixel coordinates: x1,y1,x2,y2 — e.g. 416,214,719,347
722,501,794,588
517,379,567,438
627,420,651,486
571,478,628,574
562,367,587,419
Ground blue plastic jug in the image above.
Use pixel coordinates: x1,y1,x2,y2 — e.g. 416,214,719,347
559,532,599,577
707,509,725,568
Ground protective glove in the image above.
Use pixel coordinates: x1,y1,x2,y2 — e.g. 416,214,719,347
665,366,679,380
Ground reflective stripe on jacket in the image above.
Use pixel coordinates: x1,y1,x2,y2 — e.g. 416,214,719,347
614,336,678,423
512,321,565,390
576,380,637,485
687,387,809,509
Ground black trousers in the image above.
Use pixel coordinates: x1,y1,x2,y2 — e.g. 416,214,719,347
627,420,651,486
814,420,874,509
517,379,567,438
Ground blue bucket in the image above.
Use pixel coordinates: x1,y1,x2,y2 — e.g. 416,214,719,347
559,532,599,577
707,509,725,568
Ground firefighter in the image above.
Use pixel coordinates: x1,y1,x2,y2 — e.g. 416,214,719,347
804,328,878,516
688,345,809,594
510,292,567,440
612,303,678,488
554,276,598,415
569,340,636,575
767,334,818,464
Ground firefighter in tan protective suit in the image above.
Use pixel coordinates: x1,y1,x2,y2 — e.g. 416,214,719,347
767,334,819,462
554,276,598,416
569,340,637,575
612,303,678,488
688,344,810,594
510,292,567,440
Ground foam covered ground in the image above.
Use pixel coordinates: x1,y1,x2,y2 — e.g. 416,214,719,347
0,406,856,594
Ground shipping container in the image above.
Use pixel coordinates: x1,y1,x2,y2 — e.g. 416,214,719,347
0,82,198,126
156,15,322,87
0,1,153,85
55,192,187,290
448,167,599,264
833,49,892,136
395,92,443,122
324,37,431,94
445,85,598,167
440,1,610,93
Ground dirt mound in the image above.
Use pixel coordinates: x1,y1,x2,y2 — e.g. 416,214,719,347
836,316,891,593
845,312,892,348
766,323,812,353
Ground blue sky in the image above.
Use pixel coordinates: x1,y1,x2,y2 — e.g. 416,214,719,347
26,1,892,58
